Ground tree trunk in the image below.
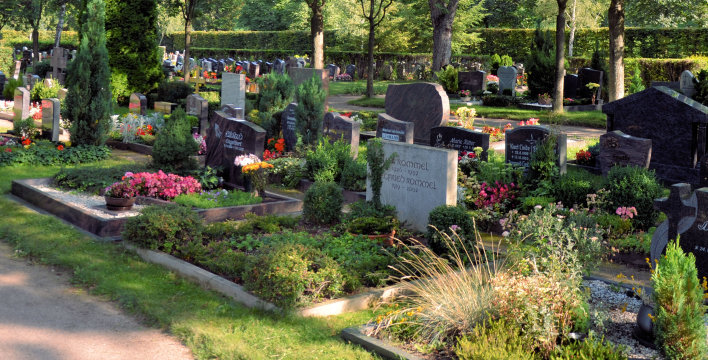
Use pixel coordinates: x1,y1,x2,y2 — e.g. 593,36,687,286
366,0,375,98
183,19,191,82
311,5,324,69
608,0,625,101
32,27,40,63
553,1,568,112
568,0,576,57
54,3,66,48
429,0,458,72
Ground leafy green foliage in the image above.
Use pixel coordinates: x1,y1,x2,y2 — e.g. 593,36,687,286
268,157,305,188
303,181,343,225
525,134,560,195
294,75,326,146
604,166,662,231
340,156,367,191
13,117,38,140
553,171,601,208
693,69,708,106
427,205,476,256
435,65,458,93
30,59,51,77
63,0,113,146
256,72,294,138
173,189,262,209
304,139,351,183
455,319,536,360
525,27,555,98
0,143,111,167
628,63,646,95
652,238,708,360
367,138,396,209
549,335,628,359
2,77,22,99
105,0,163,103
156,80,193,105
346,216,398,235
53,163,147,194
29,79,61,101
152,108,199,172
123,204,204,254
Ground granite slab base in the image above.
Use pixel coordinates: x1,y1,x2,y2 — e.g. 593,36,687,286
106,140,153,155
11,178,303,237
341,326,423,360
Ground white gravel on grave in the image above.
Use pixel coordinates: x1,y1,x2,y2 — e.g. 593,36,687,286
584,280,663,360
33,184,145,219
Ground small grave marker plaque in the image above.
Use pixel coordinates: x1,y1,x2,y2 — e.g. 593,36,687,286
376,113,413,144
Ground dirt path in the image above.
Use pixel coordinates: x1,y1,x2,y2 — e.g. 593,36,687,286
0,241,193,360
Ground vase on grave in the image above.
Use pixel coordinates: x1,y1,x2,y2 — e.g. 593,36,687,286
104,196,136,211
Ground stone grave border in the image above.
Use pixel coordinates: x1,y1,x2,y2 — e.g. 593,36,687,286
11,177,302,238
105,140,154,155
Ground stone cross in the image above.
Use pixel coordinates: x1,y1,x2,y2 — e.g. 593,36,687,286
654,183,696,243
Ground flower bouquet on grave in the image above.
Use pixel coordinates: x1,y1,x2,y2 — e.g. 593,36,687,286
586,82,600,104
104,178,137,210
241,161,274,197
234,154,261,191
459,89,471,101
193,133,207,155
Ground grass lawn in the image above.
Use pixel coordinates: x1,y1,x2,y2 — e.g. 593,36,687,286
329,79,417,96
0,158,378,359
348,96,606,128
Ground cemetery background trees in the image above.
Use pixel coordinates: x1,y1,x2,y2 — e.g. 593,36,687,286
552,0,567,112
608,0,624,101
359,0,394,98
168,0,204,83
105,0,163,104
62,0,112,146
304,0,326,69
14,0,49,63
428,0,459,71
0,0,17,32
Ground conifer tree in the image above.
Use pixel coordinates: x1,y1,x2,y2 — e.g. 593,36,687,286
63,0,112,146
295,75,326,146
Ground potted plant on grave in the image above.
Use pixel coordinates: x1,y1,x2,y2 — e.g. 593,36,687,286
241,161,274,198
586,82,600,105
459,89,471,102
104,179,137,211
538,92,552,105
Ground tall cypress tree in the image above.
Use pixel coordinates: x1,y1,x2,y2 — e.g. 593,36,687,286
63,0,112,146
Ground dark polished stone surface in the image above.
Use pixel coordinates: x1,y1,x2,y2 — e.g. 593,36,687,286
384,82,449,145
598,130,652,176
323,112,361,157
376,113,413,144
430,126,489,161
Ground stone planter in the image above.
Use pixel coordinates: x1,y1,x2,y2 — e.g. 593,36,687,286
357,230,396,247
460,96,471,102
104,196,136,211
538,96,552,105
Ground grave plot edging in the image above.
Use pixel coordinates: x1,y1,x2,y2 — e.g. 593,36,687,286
341,326,423,360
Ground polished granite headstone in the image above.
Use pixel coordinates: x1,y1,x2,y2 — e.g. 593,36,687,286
384,82,449,145
598,130,652,176
376,113,413,144
430,126,489,161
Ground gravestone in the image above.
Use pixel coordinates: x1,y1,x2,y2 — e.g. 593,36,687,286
154,101,177,114
326,64,340,79
380,64,394,80
366,140,458,232
57,88,67,101
376,113,414,144
128,93,147,115
221,72,246,110
384,83,449,145
221,104,245,120
564,74,579,99
458,70,485,94
323,112,361,157
280,102,298,151
13,87,30,121
680,70,696,98
430,126,489,161
263,62,273,74
288,68,329,94
603,86,708,184
598,130,652,176
13,60,21,80
504,125,567,174
50,47,68,83
0,71,5,98
651,81,680,92
41,98,61,141
345,64,356,78
249,61,260,78
26,75,40,90
651,184,708,282
204,111,266,184
497,66,518,95
578,68,603,99
186,94,209,136
273,59,285,75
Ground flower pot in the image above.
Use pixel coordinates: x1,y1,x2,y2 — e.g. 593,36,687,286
364,230,396,247
460,96,471,102
104,196,136,211
538,96,552,105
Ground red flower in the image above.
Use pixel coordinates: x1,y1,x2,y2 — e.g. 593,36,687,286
4,148,11,153
21,138,31,146
56,145,64,151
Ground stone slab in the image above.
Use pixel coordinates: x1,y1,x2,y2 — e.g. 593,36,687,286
221,72,246,109
430,126,489,161
376,113,413,144
323,112,360,157
384,83,449,145
598,130,652,176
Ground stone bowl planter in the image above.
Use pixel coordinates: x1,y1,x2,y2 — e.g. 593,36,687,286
104,196,136,211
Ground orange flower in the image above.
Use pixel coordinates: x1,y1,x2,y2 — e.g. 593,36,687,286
21,138,31,146
56,145,64,151
274,142,285,152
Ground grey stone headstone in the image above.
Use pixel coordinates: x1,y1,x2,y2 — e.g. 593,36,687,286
154,101,177,114
41,98,61,142
187,94,209,136
579,68,603,99
323,112,360,157
430,126,489,161
221,73,246,109
365,140,458,232
505,125,567,174
202,60,212,72
497,66,517,95
220,104,245,120
204,111,266,185
680,70,696,98
13,87,30,121
129,93,147,115
564,74,579,99
598,130,652,176
376,113,414,144
57,88,68,101
249,62,260,78
13,60,21,80
28,75,40,91
289,68,329,95
273,59,285,75
281,102,298,151
384,83,449,145
603,86,708,184
458,70,485,94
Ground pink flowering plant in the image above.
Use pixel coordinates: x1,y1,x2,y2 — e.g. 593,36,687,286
106,171,201,200
234,153,260,167
193,133,207,155
474,181,519,213
616,206,637,220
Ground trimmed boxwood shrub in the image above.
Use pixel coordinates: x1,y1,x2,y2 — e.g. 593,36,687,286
152,108,199,172
122,204,203,254
303,181,343,225
604,166,663,231
427,205,475,256
553,171,602,208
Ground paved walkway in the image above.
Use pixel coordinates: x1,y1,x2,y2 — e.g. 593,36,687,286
0,241,193,360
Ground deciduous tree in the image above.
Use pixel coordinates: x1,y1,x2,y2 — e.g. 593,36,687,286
304,0,326,69
429,0,459,71
608,0,624,101
358,0,394,97
552,0,567,112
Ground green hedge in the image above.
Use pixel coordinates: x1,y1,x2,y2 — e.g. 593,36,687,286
0,30,79,51
0,41,13,77
472,28,708,59
166,30,337,53
567,56,708,87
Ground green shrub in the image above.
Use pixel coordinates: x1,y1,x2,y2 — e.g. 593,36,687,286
63,0,113,146
2,77,23,100
549,335,627,360
268,157,305,188
490,53,501,75
0,143,111,167
122,205,203,254
525,134,560,196
200,241,247,281
367,138,396,209
31,59,51,77
242,243,345,308
553,171,599,208
694,69,708,106
53,164,147,194
172,189,262,208
435,65,458,93
652,238,708,360
627,63,646,95
345,200,396,220
525,27,555,98
303,181,343,224
152,108,198,172
340,156,367,191
294,75,326,146
156,80,193,105
256,72,294,138
29,79,61,101
427,205,475,256
596,213,633,240
304,139,351,182
346,216,398,235
13,117,39,140
455,319,536,360
519,196,556,213
604,166,662,231
500,54,513,67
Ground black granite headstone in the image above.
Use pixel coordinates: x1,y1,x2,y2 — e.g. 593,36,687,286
504,125,567,174
578,68,603,99
384,83,449,145
598,131,652,176
376,113,413,144
281,102,298,151
458,70,485,94
345,64,356,78
430,126,489,161
0,71,5,98
205,111,266,184
564,74,579,99
323,112,361,157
